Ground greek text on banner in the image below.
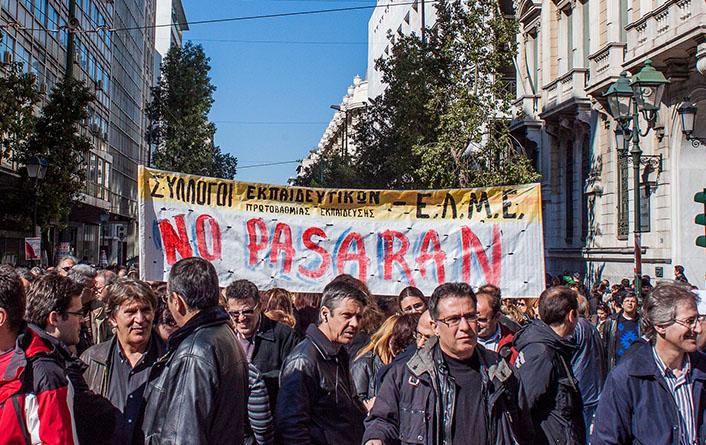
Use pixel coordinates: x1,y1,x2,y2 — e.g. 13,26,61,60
138,166,546,297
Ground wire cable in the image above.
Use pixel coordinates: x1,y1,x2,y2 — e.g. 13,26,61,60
237,160,302,169
0,1,437,33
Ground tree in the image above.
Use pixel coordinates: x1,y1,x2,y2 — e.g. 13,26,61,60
148,42,237,179
12,76,95,259
0,58,40,164
316,0,539,190
416,0,540,188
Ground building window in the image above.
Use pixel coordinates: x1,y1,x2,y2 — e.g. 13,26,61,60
566,9,573,71
582,0,590,69
581,135,590,241
619,0,628,42
565,141,575,244
617,152,629,239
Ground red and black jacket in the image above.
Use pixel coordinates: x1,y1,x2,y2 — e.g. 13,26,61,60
0,324,78,445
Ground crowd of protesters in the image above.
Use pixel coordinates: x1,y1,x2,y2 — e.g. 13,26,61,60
0,255,703,444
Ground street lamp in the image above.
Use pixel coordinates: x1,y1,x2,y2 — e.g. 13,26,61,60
677,99,706,147
603,60,669,301
330,105,348,157
26,155,48,263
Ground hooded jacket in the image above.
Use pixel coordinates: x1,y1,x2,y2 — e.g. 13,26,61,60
0,324,79,445
513,319,586,445
140,306,249,444
363,337,531,445
28,324,118,445
275,324,366,445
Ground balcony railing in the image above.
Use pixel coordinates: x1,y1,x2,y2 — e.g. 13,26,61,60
586,43,627,95
625,0,706,65
541,68,589,115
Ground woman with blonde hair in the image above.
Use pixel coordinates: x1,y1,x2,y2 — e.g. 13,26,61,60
350,313,418,410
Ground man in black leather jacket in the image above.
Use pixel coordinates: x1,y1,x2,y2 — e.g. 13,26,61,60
276,276,368,445
140,257,248,444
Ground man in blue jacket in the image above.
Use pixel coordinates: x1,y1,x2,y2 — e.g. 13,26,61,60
592,282,706,445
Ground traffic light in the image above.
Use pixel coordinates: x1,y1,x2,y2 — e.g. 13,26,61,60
696,189,706,248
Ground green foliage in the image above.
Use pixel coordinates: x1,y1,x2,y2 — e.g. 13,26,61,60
148,42,237,179
0,61,40,164
306,0,539,190
292,149,361,188
13,76,95,229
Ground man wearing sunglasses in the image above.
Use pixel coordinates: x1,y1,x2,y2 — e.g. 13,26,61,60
593,282,706,445
364,282,528,445
225,279,299,410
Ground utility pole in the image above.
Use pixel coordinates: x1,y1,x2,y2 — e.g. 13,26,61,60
65,0,77,78
420,0,426,44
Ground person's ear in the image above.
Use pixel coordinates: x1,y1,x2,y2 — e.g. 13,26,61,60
172,292,188,316
654,324,667,336
432,319,441,337
320,307,330,323
47,310,60,327
0,308,7,330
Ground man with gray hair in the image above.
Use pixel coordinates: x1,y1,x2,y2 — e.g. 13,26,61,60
276,275,368,444
592,282,706,444
57,255,78,276
91,269,117,343
68,264,98,354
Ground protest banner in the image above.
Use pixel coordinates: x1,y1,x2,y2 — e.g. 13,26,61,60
138,166,546,297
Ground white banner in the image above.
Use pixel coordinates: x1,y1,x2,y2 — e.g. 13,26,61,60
138,166,546,297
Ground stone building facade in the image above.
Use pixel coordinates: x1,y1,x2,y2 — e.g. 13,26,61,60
512,0,706,287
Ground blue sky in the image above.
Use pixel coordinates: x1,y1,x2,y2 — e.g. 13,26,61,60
180,0,373,185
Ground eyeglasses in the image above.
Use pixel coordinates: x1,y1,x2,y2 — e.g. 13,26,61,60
228,308,257,319
516,301,527,307
672,315,706,330
437,312,479,328
61,266,72,272
413,331,430,341
64,310,86,318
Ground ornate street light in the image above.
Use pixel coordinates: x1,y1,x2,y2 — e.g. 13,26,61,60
26,155,48,180
604,72,633,123
25,155,48,263
677,99,706,147
630,59,670,119
603,61,669,300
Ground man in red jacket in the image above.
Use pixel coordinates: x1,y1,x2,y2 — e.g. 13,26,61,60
0,265,78,444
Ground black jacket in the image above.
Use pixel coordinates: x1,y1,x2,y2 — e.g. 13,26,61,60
140,306,249,444
350,350,384,401
80,334,165,398
250,314,300,407
363,337,530,445
275,324,366,445
600,311,642,370
27,324,118,445
513,319,585,445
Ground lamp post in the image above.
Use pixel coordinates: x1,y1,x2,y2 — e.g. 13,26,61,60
26,155,48,264
330,105,348,157
604,60,669,300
